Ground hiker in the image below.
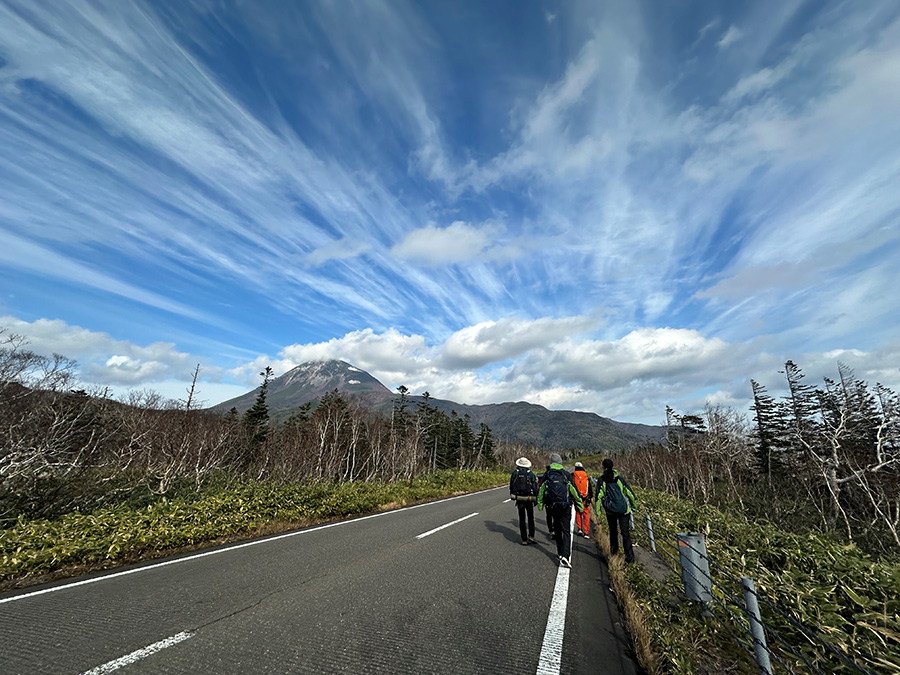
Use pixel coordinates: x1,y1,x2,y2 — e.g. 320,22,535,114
537,464,554,536
596,458,637,563
537,453,584,568
509,457,538,545
572,461,594,538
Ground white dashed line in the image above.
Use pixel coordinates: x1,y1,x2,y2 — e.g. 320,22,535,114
415,512,479,539
80,631,192,674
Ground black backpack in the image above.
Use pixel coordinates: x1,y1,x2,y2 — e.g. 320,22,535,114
544,468,572,507
602,479,629,514
511,468,533,496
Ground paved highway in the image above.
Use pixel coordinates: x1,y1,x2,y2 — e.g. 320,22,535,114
1,487,639,674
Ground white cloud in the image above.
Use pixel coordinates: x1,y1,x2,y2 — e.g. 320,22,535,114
717,25,743,50
0,316,221,388
440,316,597,369
391,221,502,265
306,237,371,266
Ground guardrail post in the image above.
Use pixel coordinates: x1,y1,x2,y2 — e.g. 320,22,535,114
645,514,656,552
676,532,713,603
741,576,773,675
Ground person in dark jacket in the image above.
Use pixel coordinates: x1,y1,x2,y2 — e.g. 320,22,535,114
509,457,539,545
596,458,637,563
537,453,584,568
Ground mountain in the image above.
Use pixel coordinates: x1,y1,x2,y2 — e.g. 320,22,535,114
211,360,394,418
212,360,665,451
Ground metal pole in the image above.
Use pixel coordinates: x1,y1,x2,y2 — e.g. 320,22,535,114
676,533,713,602
645,514,656,552
629,511,635,531
741,576,773,675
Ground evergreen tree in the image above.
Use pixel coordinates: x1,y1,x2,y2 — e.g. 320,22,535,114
750,379,783,478
243,366,273,447
780,360,819,457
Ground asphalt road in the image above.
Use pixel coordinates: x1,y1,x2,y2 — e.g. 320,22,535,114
0,487,639,674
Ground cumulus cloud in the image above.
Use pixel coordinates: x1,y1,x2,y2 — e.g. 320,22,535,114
391,221,507,265
0,316,220,387
439,316,597,369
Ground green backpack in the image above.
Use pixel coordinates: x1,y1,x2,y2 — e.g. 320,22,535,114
602,479,629,514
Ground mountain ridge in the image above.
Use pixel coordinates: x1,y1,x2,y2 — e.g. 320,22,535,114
212,359,664,452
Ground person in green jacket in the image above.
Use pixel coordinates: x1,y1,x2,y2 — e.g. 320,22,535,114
538,453,584,568
596,458,637,562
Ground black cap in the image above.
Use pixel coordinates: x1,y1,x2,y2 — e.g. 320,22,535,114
602,458,614,469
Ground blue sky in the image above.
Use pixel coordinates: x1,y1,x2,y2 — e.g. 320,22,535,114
2,0,899,425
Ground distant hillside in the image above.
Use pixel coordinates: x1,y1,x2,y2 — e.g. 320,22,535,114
212,360,664,452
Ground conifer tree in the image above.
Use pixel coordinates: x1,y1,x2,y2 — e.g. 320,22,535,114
750,379,783,479
243,366,273,447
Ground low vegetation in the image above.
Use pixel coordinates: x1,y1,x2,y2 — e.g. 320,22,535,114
604,488,900,674
0,469,507,587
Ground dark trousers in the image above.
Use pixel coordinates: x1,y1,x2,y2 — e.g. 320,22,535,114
516,500,535,541
606,511,634,562
548,506,573,559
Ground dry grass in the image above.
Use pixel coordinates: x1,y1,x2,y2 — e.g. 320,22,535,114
593,514,662,675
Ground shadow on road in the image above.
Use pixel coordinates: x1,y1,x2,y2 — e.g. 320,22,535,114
484,518,562,565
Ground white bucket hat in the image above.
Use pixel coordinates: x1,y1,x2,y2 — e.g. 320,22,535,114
515,457,532,468
574,462,584,468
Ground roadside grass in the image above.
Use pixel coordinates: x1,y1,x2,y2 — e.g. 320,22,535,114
599,489,900,674
0,469,507,589
592,511,662,674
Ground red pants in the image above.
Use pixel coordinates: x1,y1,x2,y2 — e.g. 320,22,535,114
575,502,590,533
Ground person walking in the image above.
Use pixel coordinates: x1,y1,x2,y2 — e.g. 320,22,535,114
571,461,594,538
596,458,637,563
538,453,584,568
509,457,538,545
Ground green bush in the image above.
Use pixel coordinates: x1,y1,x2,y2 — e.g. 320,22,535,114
629,488,900,674
0,469,506,583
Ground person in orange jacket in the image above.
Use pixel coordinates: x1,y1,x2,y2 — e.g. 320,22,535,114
571,462,594,538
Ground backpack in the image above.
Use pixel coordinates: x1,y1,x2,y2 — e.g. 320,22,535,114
572,470,589,498
511,468,534,496
602,479,629,514
544,468,572,507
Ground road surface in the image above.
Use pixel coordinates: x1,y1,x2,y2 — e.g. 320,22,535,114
1,487,639,674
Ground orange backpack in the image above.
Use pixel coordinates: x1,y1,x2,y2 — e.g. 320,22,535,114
573,470,589,498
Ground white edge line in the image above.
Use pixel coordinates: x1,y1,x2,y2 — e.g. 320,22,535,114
1,486,504,605
536,506,575,675
502,498,512,503
81,631,193,674
415,511,479,539
535,565,570,675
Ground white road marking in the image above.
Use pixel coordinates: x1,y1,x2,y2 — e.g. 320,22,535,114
0,486,504,605
536,565,570,674
536,508,575,675
415,512,479,539
503,498,512,503
80,631,192,674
